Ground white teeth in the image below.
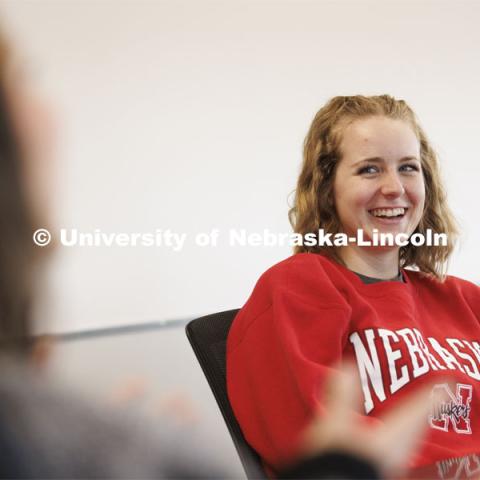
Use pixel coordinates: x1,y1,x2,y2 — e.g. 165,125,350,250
370,207,405,217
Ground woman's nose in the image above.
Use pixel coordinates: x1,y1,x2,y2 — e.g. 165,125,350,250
380,171,405,197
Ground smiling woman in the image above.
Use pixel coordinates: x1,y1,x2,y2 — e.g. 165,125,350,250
290,95,457,280
226,95,480,475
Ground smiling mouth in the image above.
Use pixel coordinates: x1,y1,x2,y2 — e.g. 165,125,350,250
368,207,408,219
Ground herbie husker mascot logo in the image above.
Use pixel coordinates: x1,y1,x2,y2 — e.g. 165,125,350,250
429,384,473,434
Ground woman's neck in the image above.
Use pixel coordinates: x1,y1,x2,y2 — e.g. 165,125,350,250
337,246,400,279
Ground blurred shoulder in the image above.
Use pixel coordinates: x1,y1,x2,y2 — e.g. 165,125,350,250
0,360,230,479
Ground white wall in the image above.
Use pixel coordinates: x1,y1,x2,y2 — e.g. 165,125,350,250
1,0,479,334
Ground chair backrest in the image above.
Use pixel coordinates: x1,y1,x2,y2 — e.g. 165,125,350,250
186,309,268,480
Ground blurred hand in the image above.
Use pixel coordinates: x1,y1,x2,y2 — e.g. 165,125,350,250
299,364,446,478
108,376,200,425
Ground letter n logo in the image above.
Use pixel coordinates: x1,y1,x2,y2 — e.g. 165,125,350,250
429,383,472,434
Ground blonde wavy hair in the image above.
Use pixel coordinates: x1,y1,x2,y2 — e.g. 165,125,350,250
288,95,458,280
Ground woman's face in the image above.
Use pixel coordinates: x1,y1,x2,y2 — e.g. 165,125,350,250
332,116,425,246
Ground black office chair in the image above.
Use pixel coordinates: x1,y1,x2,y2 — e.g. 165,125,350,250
186,309,268,480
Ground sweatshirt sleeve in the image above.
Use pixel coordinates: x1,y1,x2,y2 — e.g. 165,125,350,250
226,255,353,471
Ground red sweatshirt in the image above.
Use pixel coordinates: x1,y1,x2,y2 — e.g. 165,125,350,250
226,253,480,472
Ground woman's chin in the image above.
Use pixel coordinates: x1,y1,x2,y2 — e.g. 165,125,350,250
358,226,409,250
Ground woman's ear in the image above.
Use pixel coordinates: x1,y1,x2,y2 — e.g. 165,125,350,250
30,334,55,370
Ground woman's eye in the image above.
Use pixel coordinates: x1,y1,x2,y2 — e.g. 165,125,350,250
400,163,420,173
358,165,378,175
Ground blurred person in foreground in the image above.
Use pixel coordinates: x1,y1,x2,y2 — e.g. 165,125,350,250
0,26,232,479
0,26,445,480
